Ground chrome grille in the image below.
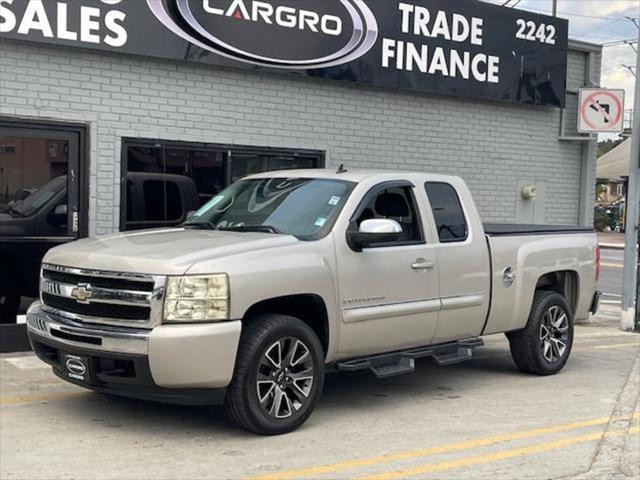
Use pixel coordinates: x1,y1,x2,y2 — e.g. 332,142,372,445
40,264,165,329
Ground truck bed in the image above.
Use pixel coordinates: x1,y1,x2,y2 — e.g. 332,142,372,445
483,223,595,236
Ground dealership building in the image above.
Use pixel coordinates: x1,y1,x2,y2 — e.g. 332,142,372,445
0,2,600,252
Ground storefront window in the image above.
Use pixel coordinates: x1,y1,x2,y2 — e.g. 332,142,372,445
123,140,323,231
0,124,83,328
0,137,69,236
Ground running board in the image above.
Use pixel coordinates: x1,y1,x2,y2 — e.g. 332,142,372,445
336,338,484,379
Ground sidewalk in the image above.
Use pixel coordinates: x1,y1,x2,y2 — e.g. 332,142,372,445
598,232,626,250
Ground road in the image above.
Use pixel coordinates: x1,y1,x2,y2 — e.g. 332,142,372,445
600,247,626,307
1,322,638,480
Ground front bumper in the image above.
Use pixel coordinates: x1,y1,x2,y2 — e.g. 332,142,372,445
26,302,242,405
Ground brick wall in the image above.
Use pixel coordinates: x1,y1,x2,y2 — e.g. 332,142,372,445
0,40,599,235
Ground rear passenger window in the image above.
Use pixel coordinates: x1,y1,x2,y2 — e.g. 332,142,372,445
425,183,468,243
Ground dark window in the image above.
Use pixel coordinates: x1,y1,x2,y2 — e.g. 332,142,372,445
125,180,134,222
124,140,323,231
165,181,182,221
355,186,423,243
143,181,166,221
425,182,468,243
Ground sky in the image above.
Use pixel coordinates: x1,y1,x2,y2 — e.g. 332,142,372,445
482,0,639,136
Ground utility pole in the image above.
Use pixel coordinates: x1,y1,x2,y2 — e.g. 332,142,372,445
621,25,640,332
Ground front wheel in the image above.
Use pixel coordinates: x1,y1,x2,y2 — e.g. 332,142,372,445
224,314,325,435
507,290,574,375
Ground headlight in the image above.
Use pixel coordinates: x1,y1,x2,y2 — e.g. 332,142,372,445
163,274,229,323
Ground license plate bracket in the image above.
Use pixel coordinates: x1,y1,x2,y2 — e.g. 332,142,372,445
61,353,90,382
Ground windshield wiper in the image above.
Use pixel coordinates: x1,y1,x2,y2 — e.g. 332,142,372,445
218,225,283,234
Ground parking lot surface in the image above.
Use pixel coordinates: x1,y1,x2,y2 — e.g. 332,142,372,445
1,321,638,480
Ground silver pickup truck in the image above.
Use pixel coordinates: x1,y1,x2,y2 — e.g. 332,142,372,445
27,169,600,434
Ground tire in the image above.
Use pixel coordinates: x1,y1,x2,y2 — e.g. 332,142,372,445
224,314,325,435
0,292,20,324
507,290,574,376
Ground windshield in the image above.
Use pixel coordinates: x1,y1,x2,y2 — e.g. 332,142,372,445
185,177,355,238
12,176,67,217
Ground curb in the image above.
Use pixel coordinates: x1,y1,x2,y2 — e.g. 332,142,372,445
570,355,640,479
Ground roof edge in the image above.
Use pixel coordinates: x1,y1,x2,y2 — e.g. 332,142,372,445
569,39,603,53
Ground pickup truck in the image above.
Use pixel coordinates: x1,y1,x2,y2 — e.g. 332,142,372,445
26,169,600,434
0,172,199,323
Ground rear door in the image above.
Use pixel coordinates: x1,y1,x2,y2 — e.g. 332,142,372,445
424,181,491,343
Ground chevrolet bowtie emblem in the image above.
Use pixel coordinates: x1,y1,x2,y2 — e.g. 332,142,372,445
71,284,92,304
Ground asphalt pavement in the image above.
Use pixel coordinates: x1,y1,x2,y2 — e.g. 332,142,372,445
1,318,638,480
600,247,627,307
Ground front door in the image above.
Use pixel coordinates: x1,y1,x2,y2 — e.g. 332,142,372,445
0,122,84,326
336,182,440,358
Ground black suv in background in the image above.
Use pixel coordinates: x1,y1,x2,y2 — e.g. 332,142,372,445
0,172,199,323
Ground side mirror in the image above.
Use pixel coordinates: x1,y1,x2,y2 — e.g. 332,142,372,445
347,219,403,250
48,204,67,227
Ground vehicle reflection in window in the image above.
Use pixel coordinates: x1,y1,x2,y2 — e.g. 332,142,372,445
5,175,67,218
186,178,355,239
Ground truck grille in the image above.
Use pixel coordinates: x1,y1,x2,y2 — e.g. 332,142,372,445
40,264,164,328
41,293,151,321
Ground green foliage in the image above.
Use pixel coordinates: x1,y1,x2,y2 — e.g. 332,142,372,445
593,212,610,232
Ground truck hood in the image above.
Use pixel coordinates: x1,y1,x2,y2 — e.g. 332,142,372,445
44,228,299,275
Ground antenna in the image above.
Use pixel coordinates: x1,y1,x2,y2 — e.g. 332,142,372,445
336,164,348,174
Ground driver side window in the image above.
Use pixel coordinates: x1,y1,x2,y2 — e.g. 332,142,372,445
355,186,423,243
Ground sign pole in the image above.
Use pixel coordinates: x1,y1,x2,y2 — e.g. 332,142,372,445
621,26,640,332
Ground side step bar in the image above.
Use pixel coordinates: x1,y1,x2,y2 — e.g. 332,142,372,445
336,338,484,379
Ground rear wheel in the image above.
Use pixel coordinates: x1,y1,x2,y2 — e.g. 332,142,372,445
507,290,573,375
224,314,325,435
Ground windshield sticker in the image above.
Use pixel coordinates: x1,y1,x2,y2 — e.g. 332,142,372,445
328,196,341,206
315,217,327,227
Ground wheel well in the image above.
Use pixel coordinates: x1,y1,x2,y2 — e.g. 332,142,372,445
243,294,330,354
535,271,579,314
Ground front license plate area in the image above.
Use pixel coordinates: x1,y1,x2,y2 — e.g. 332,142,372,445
61,353,90,382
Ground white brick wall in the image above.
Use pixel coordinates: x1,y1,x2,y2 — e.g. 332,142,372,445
0,40,598,236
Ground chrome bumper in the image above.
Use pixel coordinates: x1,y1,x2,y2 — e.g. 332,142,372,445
26,302,149,355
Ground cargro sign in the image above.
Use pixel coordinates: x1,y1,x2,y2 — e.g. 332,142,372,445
0,0,569,107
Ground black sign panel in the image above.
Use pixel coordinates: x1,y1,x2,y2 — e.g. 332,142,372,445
0,0,569,107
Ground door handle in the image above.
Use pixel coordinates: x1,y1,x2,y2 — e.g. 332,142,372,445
411,258,435,270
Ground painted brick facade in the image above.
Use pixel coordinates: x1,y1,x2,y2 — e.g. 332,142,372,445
0,40,600,236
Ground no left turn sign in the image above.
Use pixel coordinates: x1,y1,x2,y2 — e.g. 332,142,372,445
578,88,625,133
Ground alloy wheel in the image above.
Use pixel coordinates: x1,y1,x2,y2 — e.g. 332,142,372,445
256,337,315,419
539,305,570,363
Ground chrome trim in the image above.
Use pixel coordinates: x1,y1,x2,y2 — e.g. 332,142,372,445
41,280,152,306
42,263,155,283
40,264,165,329
26,302,149,355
